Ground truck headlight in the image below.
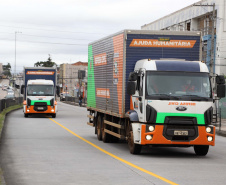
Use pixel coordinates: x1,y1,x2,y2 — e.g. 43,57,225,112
206,127,211,133
146,135,153,140
149,126,155,132
207,136,213,142
51,109,54,112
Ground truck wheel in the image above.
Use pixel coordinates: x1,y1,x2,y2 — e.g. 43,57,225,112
94,116,97,135
52,114,56,118
24,113,28,118
102,119,111,143
97,115,102,141
194,145,209,156
127,124,142,154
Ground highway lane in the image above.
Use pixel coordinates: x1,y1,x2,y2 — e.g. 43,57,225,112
0,79,9,99
1,102,226,185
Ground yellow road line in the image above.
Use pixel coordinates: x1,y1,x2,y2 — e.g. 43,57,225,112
49,118,178,185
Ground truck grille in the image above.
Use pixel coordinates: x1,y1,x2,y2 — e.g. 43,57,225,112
163,116,198,141
34,102,48,111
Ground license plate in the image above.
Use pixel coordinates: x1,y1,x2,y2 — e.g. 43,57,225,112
37,107,44,110
174,130,188,136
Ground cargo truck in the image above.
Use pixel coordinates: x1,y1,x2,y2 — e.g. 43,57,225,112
21,67,59,118
87,30,225,155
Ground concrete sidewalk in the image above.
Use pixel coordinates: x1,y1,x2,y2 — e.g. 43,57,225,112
216,119,226,137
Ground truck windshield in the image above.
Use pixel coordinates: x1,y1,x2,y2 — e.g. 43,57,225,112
27,85,54,96
146,71,212,100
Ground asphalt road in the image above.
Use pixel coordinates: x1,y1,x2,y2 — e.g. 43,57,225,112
1,102,226,185
0,79,9,99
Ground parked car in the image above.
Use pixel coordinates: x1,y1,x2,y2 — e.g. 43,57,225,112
60,93,72,101
7,86,13,90
7,90,14,95
0,84,2,88
4,94,15,99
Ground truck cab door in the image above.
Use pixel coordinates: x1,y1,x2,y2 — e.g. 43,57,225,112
134,70,145,122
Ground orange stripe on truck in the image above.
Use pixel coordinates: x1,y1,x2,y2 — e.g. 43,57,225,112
25,105,55,114
130,39,196,48
113,34,124,115
140,125,215,146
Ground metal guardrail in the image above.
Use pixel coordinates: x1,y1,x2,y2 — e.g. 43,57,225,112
0,97,23,113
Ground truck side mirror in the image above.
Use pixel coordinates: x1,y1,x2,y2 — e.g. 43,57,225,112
21,85,24,94
127,81,136,95
217,84,225,98
15,84,20,89
128,72,138,81
56,85,60,97
216,75,225,84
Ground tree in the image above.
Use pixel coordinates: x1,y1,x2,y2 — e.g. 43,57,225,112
3,63,11,77
34,55,57,67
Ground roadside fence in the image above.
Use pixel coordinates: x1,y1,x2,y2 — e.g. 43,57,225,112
0,97,23,113
64,96,87,106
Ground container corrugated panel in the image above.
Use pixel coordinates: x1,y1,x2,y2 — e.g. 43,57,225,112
88,30,201,118
87,33,124,117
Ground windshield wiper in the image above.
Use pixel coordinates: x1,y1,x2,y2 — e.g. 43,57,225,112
181,95,209,101
153,93,180,100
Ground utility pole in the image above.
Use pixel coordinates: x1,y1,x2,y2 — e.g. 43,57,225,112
14,31,22,100
210,3,216,75
193,3,216,75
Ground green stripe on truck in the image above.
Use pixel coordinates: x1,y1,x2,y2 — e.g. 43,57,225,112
156,112,205,125
87,45,96,108
31,100,50,106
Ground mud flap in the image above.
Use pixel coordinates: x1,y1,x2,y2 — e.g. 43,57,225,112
131,123,141,144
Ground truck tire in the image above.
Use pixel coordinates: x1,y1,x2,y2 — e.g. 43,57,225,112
97,115,102,141
127,123,142,154
194,145,209,156
52,114,56,118
24,113,28,118
102,118,111,143
94,116,97,134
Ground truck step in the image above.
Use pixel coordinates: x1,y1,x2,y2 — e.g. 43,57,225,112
87,122,94,127
87,115,94,119
104,120,124,129
104,129,125,139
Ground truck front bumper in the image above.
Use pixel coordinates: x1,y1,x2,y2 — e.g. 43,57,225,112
132,123,215,146
24,105,56,114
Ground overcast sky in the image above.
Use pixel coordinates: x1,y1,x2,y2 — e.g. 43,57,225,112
0,0,200,73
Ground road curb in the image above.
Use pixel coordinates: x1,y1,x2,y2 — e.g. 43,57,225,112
216,130,226,137
62,101,87,107
0,107,23,185
0,107,23,138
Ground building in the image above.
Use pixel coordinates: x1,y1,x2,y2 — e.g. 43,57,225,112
0,63,3,74
141,0,226,75
59,61,88,97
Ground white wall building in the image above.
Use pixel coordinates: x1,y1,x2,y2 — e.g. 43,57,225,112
141,0,226,75
59,62,87,97
0,63,3,75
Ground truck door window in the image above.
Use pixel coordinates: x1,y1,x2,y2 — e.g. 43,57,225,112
137,76,140,91
139,72,144,97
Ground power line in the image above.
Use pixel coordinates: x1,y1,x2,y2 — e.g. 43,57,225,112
0,31,92,41
0,38,87,46
0,24,105,35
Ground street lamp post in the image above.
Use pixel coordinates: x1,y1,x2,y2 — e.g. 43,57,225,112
14,31,22,99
